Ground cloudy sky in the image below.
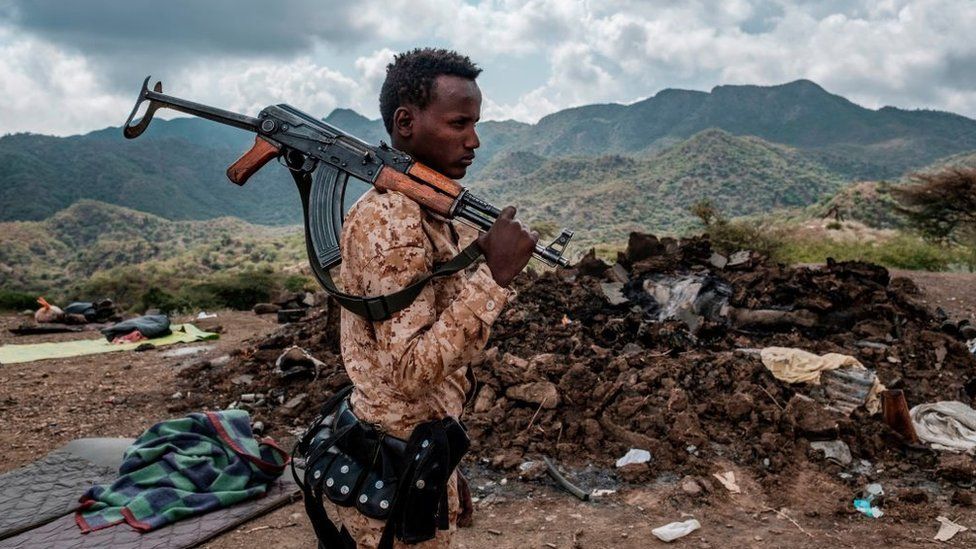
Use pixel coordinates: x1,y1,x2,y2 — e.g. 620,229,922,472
1,0,974,136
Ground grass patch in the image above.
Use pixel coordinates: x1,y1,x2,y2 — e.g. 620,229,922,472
773,233,970,271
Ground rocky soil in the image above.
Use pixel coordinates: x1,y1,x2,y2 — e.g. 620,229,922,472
177,233,976,530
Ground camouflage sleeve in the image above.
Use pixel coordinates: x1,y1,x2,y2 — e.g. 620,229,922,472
354,192,512,399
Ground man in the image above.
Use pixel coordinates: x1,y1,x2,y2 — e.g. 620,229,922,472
329,48,538,547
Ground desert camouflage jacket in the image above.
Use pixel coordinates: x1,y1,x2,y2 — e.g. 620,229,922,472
338,188,513,439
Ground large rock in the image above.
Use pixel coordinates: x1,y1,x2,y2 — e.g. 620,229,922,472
624,233,664,264
273,291,301,307
786,394,840,438
473,386,497,413
505,381,560,409
528,353,567,377
253,303,280,315
576,248,609,277
496,353,541,386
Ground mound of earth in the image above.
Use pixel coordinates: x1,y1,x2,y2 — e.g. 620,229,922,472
177,232,976,509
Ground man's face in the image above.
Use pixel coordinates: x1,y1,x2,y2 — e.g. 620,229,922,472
396,75,481,179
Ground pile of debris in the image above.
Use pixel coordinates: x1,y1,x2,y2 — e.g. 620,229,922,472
178,232,976,503
252,290,325,324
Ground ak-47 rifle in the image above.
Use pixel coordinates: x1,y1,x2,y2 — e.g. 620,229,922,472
122,77,573,321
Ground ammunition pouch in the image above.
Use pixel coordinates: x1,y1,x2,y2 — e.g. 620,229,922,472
293,386,470,548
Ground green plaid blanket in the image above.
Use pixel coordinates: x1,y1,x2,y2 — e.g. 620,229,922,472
76,410,289,533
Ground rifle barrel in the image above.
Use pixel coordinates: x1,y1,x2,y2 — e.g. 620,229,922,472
456,200,570,268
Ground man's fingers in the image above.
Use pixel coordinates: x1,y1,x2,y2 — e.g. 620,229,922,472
499,205,517,220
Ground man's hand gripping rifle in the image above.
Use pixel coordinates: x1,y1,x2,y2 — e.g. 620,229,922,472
122,77,573,320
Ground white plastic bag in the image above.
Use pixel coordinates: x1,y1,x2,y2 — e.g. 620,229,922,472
652,518,701,542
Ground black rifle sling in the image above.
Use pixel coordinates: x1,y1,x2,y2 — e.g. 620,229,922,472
292,168,483,322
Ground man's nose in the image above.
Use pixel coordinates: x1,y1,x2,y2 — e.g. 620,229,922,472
465,128,480,150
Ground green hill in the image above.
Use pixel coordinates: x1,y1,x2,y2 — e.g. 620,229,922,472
923,150,976,171
812,181,904,229
0,128,302,223
472,129,847,246
800,150,976,232
0,200,305,300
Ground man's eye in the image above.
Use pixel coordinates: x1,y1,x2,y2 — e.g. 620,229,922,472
451,120,466,128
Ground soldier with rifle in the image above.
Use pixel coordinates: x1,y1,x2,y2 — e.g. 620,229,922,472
322,48,537,547
122,47,572,548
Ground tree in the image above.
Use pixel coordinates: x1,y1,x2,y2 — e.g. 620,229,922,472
689,198,722,227
892,168,976,246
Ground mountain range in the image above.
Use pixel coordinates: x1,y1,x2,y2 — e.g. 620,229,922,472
327,79,976,181
2,79,975,246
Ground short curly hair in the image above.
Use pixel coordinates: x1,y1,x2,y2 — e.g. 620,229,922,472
379,48,482,134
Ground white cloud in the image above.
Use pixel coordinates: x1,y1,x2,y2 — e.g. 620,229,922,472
354,48,396,99
0,28,130,135
0,29,391,135
174,49,401,122
177,58,363,119
3,0,976,134
485,0,976,122
484,41,619,121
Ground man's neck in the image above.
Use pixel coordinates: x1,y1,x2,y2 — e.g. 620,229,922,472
391,138,418,160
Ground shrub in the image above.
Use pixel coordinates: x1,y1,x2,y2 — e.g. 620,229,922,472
137,286,189,315
186,271,275,311
892,167,976,245
689,198,786,258
705,219,786,257
284,274,314,293
0,289,38,311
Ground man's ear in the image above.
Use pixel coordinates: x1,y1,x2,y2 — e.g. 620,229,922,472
393,106,413,139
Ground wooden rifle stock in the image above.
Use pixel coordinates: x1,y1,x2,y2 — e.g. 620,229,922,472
406,162,464,196
374,165,459,216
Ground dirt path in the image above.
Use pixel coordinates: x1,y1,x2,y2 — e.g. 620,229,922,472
2,270,976,548
0,310,276,472
892,269,976,322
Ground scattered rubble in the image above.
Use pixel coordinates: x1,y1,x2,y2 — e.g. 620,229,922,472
274,346,323,380
854,483,885,518
177,232,976,512
810,440,853,466
253,290,323,324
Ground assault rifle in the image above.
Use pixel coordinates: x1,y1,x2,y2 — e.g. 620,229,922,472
122,77,573,320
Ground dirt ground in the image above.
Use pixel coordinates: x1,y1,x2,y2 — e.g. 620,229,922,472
891,269,976,323
1,268,975,548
